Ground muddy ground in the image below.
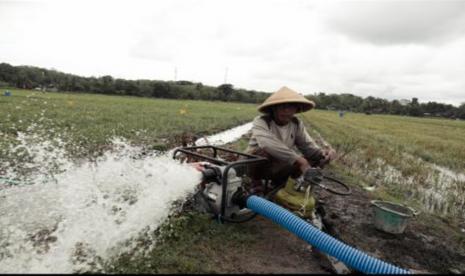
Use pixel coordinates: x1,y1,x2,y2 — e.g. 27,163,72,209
225,171,465,274
204,215,330,274
312,172,465,274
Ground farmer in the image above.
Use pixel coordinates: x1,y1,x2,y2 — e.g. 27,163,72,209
246,86,336,190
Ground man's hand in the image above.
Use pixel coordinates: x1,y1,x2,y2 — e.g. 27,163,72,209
303,167,323,184
317,148,337,168
296,148,337,174
295,156,311,174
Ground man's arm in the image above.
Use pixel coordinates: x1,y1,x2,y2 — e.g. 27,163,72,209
294,120,325,165
294,119,337,168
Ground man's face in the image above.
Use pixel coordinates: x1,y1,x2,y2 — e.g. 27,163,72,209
273,103,298,125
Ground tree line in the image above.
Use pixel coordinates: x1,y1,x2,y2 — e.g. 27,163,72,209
1,62,464,119
306,93,465,119
0,63,269,103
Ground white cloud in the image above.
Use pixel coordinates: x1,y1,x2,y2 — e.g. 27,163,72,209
321,0,465,45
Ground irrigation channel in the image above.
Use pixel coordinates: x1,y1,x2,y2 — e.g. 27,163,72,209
0,122,252,273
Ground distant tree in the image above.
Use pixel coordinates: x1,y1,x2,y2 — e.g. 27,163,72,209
314,92,330,109
361,96,376,113
151,81,171,98
217,83,234,101
408,97,422,116
100,75,114,94
175,80,194,85
339,93,363,111
138,80,152,97
389,100,405,115
0,63,17,84
456,103,465,119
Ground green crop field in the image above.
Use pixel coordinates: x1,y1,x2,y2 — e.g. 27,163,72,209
303,110,465,171
0,89,257,174
301,110,465,220
0,89,257,148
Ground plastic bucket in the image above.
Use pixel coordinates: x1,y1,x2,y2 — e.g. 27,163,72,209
370,200,418,234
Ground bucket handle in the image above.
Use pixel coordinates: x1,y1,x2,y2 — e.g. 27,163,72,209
371,200,421,217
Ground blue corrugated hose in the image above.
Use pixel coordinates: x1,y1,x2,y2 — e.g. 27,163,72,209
246,195,410,274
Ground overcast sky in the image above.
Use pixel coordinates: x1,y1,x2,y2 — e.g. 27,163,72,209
1,0,464,106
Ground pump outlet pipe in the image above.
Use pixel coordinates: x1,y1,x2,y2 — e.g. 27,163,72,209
246,195,410,274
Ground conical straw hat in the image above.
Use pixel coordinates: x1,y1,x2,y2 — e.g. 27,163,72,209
258,86,315,113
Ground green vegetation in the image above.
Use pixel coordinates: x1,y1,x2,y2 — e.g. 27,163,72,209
0,88,258,178
104,210,260,274
307,93,465,119
0,63,269,103
0,88,257,154
300,110,465,219
302,110,465,171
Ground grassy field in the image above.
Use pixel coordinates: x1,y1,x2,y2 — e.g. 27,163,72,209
0,89,258,177
302,110,465,171
301,110,465,219
0,88,257,148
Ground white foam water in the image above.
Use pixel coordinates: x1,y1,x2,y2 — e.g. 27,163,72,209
0,138,201,273
0,121,253,273
194,122,252,146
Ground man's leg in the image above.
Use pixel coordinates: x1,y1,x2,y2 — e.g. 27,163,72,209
269,161,301,188
246,147,302,193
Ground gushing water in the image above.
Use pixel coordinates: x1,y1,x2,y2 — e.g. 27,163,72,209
194,122,253,146
0,122,253,273
0,138,201,273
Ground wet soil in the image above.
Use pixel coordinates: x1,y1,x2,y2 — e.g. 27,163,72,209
211,175,465,274
312,172,465,274
212,216,331,274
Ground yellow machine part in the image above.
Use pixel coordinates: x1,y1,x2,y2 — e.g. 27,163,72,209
273,178,316,219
